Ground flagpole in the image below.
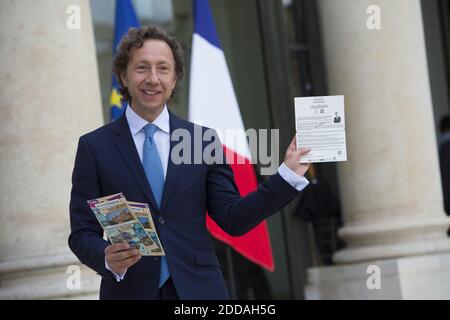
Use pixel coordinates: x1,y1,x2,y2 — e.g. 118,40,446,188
225,245,237,300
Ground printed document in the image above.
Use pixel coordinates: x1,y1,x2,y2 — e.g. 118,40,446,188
295,95,347,163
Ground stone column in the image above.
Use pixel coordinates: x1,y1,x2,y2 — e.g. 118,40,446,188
305,0,450,299
0,0,103,299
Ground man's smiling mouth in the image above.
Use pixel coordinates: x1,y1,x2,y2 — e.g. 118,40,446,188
141,89,161,96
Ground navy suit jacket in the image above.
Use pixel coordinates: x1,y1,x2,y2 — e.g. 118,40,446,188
439,139,450,215
69,111,301,300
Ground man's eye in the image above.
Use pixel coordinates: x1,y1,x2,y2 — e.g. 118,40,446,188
136,65,148,72
158,66,169,73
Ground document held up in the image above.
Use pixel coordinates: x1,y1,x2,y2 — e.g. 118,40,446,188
295,95,347,163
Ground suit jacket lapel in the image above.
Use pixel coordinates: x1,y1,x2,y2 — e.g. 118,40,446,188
160,111,184,214
112,113,159,211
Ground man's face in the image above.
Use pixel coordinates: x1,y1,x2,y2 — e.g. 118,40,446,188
121,39,177,121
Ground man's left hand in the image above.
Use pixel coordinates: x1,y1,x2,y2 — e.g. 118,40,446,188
283,135,311,177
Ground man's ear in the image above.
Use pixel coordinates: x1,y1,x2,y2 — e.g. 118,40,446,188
120,72,128,87
171,74,177,91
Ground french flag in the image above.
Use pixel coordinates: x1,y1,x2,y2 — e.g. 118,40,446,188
189,0,274,271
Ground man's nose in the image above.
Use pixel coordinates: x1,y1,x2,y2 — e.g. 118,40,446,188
145,69,159,84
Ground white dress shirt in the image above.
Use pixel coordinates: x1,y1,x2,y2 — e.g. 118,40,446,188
106,104,309,281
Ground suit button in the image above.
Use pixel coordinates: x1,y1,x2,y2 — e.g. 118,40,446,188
158,216,165,224
153,257,159,261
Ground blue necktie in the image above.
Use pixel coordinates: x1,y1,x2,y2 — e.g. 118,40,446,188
143,123,170,288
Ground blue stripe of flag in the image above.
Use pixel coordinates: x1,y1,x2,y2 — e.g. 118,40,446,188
193,0,221,49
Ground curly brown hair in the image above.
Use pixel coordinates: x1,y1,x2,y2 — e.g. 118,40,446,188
112,25,185,102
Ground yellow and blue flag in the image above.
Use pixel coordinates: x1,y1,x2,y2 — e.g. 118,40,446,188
110,0,140,121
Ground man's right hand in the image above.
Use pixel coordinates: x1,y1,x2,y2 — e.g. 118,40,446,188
105,243,141,274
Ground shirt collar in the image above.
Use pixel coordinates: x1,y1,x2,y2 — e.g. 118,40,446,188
126,104,170,136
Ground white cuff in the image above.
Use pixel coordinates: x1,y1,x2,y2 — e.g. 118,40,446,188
278,162,309,191
105,258,127,282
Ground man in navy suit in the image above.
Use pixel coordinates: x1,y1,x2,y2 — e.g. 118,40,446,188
69,26,311,300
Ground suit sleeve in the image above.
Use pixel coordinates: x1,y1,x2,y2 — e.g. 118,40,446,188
440,142,450,215
205,131,301,236
68,136,115,281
